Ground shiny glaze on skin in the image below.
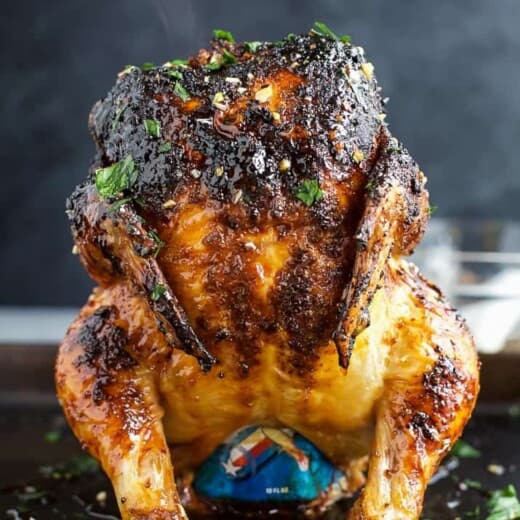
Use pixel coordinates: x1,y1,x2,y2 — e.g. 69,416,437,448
57,32,479,519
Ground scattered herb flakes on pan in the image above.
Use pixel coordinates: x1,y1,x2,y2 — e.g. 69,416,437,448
44,430,62,444
294,179,323,206
95,155,137,199
485,484,520,520
463,479,484,490
15,487,47,503
451,439,481,459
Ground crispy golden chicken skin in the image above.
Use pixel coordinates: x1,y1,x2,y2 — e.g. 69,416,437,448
57,30,479,519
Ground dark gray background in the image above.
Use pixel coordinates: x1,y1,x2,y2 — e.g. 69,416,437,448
1,0,519,306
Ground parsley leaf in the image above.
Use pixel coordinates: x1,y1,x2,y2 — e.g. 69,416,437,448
112,103,128,131
141,62,155,71
244,41,262,53
295,179,323,206
166,69,183,80
168,59,189,67
451,440,481,459
206,49,237,71
108,197,132,212
158,142,172,153
144,118,161,138
148,230,165,258
428,204,438,216
44,430,61,443
310,22,350,43
120,64,138,74
95,155,137,198
485,484,520,520
151,284,167,301
222,48,237,64
213,29,235,42
173,82,191,102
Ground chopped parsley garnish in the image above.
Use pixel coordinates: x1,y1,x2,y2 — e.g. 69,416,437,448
464,479,483,490
213,29,235,42
222,48,237,64
121,64,138,74
151,284,167,301
16,489,47,503
168,58,189,67
509,404,520,418
144,118,161,138
40,454,99,480
148,230,165,258
428,204,438,216
173,82,191,101
485,484,520,520
206,49,237,71
166,69,183,80
141,62,155,71
310,22,351,43
387,137,400,152
295,179,323,206
365,181,376,191
451,439,481,459
95,155,137,198
244,41,262,52
44,430,61,444
158,142,172,153
112,102,128,131
108,197,132,212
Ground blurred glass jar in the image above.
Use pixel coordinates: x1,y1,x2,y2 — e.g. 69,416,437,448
412,219,520,354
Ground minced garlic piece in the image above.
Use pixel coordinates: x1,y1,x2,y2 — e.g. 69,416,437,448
279,158,291,172
212,92,227,110
255,85,273,103
163,199,176,208
353,149,365,163
360,62,374,80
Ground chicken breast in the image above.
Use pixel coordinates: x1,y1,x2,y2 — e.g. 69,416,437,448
57,27,479,519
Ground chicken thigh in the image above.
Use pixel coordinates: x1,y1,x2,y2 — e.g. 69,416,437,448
56,28,479,520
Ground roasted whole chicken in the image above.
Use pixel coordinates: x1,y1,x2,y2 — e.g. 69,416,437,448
57,26,479,520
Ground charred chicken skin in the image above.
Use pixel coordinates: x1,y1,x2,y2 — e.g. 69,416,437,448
57,29,479,519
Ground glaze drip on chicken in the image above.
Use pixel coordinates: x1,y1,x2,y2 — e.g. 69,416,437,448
58,26,478,520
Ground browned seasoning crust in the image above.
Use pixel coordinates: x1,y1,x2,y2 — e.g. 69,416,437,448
57,30,478,520
67,34,427,372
